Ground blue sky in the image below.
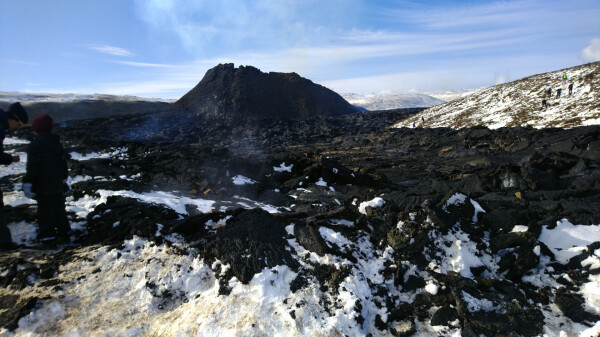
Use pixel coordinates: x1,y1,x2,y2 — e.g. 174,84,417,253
1,0,599,98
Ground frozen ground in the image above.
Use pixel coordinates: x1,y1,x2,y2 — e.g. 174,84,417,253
0,136,599,336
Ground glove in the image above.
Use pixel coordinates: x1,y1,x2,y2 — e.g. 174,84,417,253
23,183,36,199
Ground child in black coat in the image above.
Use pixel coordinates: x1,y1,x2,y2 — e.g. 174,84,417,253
23,114,71,243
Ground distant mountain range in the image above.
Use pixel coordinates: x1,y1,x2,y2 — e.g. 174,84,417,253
341,89,482,111
0,92,173,123
0,92,175,104
342,92,445,111
394,62,600,129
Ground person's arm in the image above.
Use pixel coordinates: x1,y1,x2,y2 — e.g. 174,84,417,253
60,142,68,180
23,141,41,183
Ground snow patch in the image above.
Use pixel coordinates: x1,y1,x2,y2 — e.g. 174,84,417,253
358,197,385,215
232,175,257,185
538,219,600,264
273,162,293,172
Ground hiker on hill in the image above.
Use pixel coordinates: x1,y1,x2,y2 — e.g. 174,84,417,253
556,88,562,98
0,103,29,251
541,99,547,109
562,73,567,84
547,87,552,97
569,83,574,96
23,114,71,245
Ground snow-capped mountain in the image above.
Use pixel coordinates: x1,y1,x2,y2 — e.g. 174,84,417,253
342,92,445,111
394,62,600,128
0,92,175,104
424,88,484,102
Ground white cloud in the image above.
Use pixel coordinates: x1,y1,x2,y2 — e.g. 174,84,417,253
133,0,353,55
4,59,39,66
115,61,179,68
88,45,134,57
385,0,599,33
581,38,600,62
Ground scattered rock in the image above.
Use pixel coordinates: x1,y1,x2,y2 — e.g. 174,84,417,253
202,209,299,285
390,319,416,337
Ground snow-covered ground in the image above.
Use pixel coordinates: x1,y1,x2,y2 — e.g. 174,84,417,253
395,62,600,129
1,137,599,336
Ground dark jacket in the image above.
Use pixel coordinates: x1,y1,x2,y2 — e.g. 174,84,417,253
0,109,14,165
24,133,68,195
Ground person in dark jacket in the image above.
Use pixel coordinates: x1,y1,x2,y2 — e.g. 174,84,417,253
569,83,574,95
0,103,29,250
556,88,562,98
23,114,71,243
547,87,552,97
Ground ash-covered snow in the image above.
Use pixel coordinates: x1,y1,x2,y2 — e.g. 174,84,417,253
461,291,497,312
7,221,37,246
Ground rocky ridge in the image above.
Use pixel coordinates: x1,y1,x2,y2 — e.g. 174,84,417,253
176,63,358,120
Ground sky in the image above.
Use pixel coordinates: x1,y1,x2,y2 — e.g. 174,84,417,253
1,0,599,99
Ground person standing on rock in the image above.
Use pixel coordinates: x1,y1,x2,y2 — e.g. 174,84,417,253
547,87,552,98
568,83,574,96
23,114,71,245
0,103,29,251
556,88,562,99
562,73,567,84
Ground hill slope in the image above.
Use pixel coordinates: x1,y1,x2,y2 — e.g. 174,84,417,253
394,62,600,129
176,63,357,120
